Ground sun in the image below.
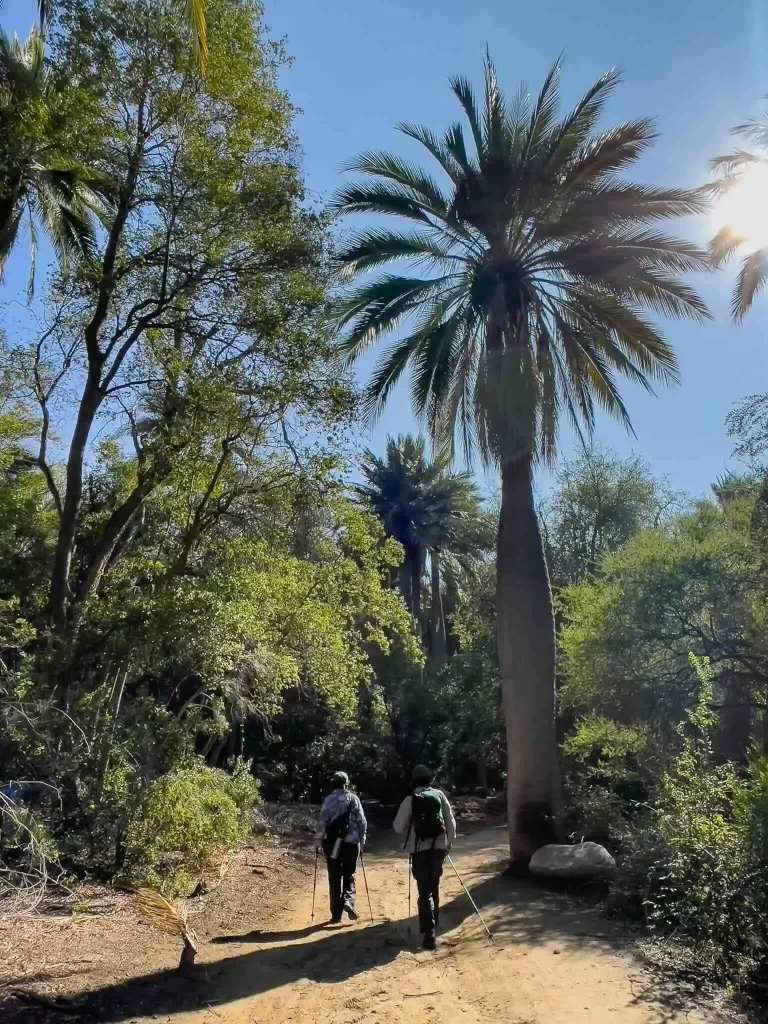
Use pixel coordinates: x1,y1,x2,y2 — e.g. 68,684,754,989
712,161,768,251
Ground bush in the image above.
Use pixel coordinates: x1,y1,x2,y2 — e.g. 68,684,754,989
562,715,649,850
123,758,260,895
611,657,768,991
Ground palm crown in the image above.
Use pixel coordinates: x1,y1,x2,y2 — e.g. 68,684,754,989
358,434,478,617
332,56,710,467
709,113,768,321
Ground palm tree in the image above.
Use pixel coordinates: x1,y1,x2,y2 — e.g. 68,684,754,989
333,56,710,868
358,435,478,657
0,28,104,288
709,116,768,321
37,0,208,71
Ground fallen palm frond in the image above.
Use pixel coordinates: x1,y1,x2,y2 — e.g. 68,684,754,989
129,885,198,970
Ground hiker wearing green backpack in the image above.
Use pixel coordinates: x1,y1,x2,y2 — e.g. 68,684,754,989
393,764,457,950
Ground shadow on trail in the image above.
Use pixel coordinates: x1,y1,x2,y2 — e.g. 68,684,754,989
3,864,637,1024
211,921,327,944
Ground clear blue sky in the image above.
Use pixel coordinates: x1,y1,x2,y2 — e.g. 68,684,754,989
3,0,767,498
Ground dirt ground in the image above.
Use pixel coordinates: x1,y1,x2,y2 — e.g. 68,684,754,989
0,822,745,1024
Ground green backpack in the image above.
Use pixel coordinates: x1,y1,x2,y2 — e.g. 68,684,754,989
409,787,445,846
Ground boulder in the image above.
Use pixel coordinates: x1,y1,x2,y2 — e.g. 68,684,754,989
529,842,616,881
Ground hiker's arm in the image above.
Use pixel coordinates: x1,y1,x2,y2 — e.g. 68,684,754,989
393,796,411,835
441,793,457,844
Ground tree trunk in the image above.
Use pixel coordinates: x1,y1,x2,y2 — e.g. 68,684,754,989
410,548,423,626
497,456,561,872
49,376,104,631
429,549,447,664
716,673,752,764
397,556,413,613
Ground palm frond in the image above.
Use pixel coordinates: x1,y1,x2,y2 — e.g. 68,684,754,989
396,122,464,183
329,180,434,224
130,886,196,942
333,227,462,278
566,119,658,187
546,67,622,169
710,225,749,267
733,248,768,322
482,53,508,164
522,55,563,162
449,74,484,157
342,151,450,214
184,0,208,72
333,274,453,361
709,149,760,177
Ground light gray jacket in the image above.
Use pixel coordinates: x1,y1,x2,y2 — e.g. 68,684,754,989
393,787,457,854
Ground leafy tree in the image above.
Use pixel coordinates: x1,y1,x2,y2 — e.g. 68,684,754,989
709,112,768,321
542,445,683,589
36,0,208,70
25,0,324,639
0,0,426,882
559,489,768,763
0,27,105,290
332,54,710,866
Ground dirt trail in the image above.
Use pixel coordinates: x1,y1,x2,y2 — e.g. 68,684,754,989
155,825,734,1024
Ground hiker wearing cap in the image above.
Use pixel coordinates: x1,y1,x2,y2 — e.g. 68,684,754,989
316,771,367,924
393,765,456,950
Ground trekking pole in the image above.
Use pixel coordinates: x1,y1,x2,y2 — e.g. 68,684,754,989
359,850,374,923
407,854,412,935
446,854,495,944
311,846,319,922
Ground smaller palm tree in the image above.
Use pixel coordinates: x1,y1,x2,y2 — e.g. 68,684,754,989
0,28,107,291
358,435,479,653
710,115,768,321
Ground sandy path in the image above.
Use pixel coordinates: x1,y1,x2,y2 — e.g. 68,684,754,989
155,825,735,1024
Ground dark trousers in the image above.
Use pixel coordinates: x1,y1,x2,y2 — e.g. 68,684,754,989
411,848,446,934
322,839,358,919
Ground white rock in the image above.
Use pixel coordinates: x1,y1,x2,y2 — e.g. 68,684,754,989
529,842,616,880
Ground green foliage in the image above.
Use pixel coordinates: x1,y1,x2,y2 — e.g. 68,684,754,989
613,659,768,988
558,488,766,736
542,445,681,589
123,758,259,895
0,0,422,888
563,715,647,783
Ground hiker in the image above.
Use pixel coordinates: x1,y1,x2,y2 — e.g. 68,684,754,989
316,770,367,924
393,764,456,950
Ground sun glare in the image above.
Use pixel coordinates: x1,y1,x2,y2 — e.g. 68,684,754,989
712,161,768,251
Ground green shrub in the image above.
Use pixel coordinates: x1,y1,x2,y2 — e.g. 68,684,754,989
612,657,768,989
123,757,259,895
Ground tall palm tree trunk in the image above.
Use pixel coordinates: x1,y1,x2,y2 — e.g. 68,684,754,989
497,456,561,871
409,548,423,625
429,549,447,664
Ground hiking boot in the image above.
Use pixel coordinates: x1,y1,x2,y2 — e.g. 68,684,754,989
343,903,358,921
329,914,342,924
422,931,436,951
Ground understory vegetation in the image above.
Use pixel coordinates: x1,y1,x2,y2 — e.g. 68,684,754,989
2,0,768,1009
